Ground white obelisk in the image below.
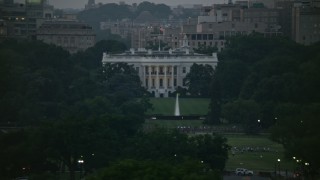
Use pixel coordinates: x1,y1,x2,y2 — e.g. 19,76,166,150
174,93,180,116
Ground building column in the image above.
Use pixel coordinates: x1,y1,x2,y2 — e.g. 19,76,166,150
171,65,174,88
143,65,146,88
177,66,180,87
164,66,167,89
148,66,151,89
156,65,159,89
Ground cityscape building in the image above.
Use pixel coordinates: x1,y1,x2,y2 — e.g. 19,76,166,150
0,0,53,39
36,20,96,53
102,37,218,98
291,1,320,45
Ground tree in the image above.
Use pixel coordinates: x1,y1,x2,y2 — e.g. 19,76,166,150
146,40,170,51
184,63,214,97
271,103,320,176
193,44,218,55
135,2,172,19
87,159,222,180
189,134,230,171
222,99,260,134
206,77,222,125
123,129,229,171
103,62,145,103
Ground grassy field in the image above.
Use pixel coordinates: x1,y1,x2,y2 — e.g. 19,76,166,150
146,98,210,115
144,119,295,173
146,98,295,173
225,135,295,172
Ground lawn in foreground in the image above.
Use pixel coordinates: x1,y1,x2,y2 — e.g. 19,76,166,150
146,98,210,115
225,135,295,173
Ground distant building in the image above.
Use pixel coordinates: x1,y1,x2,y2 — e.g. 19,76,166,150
0,19,8,39
291,1,320,45
100,19,134,39
275,0,320,45
85,0,96,10
102,38,218,98
36,20,96,53
0,0,53,39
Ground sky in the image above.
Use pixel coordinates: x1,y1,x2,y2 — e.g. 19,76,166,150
49,0,226,9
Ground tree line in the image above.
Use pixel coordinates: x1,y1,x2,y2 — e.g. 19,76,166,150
0,39,229,180
197,34,320,176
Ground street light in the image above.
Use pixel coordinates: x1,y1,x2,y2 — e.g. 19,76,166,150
78,159,84,178
277,159,281,177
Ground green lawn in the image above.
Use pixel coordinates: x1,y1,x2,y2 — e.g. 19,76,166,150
146,98,210,115
225,135,295,172
145,99,296,173
144,119,295,173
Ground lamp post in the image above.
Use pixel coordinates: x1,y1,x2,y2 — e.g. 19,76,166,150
78,159,84,179
277,158,281,177
304,162,310,178
257,119,261,133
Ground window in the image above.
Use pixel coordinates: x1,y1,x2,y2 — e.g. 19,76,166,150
146,79,148,87
197,34,202,40
203,34,208,40
183,67,186,73
208,34,213,40
64,37,68,44
70,37,75,44
160,79,163,87
152,79,155,87
57,37,61,44
174,78,177,86
159,67,163,74
167,79,170,87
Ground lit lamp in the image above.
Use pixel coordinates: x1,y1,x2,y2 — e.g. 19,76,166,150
78,159,84,178
277,159,281,176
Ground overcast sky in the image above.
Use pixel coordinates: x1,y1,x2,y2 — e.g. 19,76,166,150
49,0,226,9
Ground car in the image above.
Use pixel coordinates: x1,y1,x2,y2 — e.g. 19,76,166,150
235,168,254,176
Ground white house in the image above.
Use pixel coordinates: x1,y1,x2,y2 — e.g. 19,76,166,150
102,38,218,97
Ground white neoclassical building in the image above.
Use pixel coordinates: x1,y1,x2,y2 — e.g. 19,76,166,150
102,39,218,97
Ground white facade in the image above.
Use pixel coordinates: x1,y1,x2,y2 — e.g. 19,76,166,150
102,48,218,98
